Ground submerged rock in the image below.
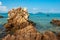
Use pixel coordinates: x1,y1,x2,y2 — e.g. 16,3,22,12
2,7,58,40
0,16,4,18
50,19,60,26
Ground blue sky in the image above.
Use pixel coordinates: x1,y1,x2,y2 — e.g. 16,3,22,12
0,0,60,13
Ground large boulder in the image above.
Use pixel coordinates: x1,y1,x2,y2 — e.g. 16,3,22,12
4,7,30,33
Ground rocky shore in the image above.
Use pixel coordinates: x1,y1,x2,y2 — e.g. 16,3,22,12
1,7,60,40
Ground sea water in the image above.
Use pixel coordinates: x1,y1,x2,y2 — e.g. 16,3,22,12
29,13,60,33
0,13,60,33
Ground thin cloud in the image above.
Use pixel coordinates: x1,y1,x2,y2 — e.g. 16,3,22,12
31,8,60,14
0,1,8,13
0,6,7,11
0,1,2,5
33,8,38,11
31,8,39,13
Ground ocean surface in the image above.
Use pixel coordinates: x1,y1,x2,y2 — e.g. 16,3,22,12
0,13,60,33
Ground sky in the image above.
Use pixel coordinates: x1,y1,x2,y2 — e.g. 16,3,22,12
0,0,60,13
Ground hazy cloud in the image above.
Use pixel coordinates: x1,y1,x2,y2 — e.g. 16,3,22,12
31,8,39,13
0,1,8,13
30,8,60,14
0,1,2,5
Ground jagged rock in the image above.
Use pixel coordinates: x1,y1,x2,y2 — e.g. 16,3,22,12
50,19,60,26
2,25,42,40
4,7,30,33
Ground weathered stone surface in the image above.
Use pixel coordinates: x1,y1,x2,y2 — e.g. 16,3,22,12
4,7,29,33
42,31,58,40
2,31,58,40
15,25,42,40
2,25,42,40
2,34,15,40
56,32,60,40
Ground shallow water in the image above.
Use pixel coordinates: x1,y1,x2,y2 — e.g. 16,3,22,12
29,14,60,33
0,13,60,33
0,18,7,25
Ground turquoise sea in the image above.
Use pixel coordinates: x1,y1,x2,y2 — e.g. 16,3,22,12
0,13,60,33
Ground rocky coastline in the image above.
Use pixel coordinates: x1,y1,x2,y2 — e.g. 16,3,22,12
1,7,60,40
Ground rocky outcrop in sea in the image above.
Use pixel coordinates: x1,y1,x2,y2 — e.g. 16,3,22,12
0,16,4,18
2,7,60,40
50,19,60,26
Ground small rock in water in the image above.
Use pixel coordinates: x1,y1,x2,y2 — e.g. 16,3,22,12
50,19,60,26
0,16,4,18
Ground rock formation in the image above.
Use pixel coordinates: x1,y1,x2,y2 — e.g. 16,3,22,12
4,7,30,33
56,32,60,40
50,19,60,26
42,31,57,40
2,7,59,40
